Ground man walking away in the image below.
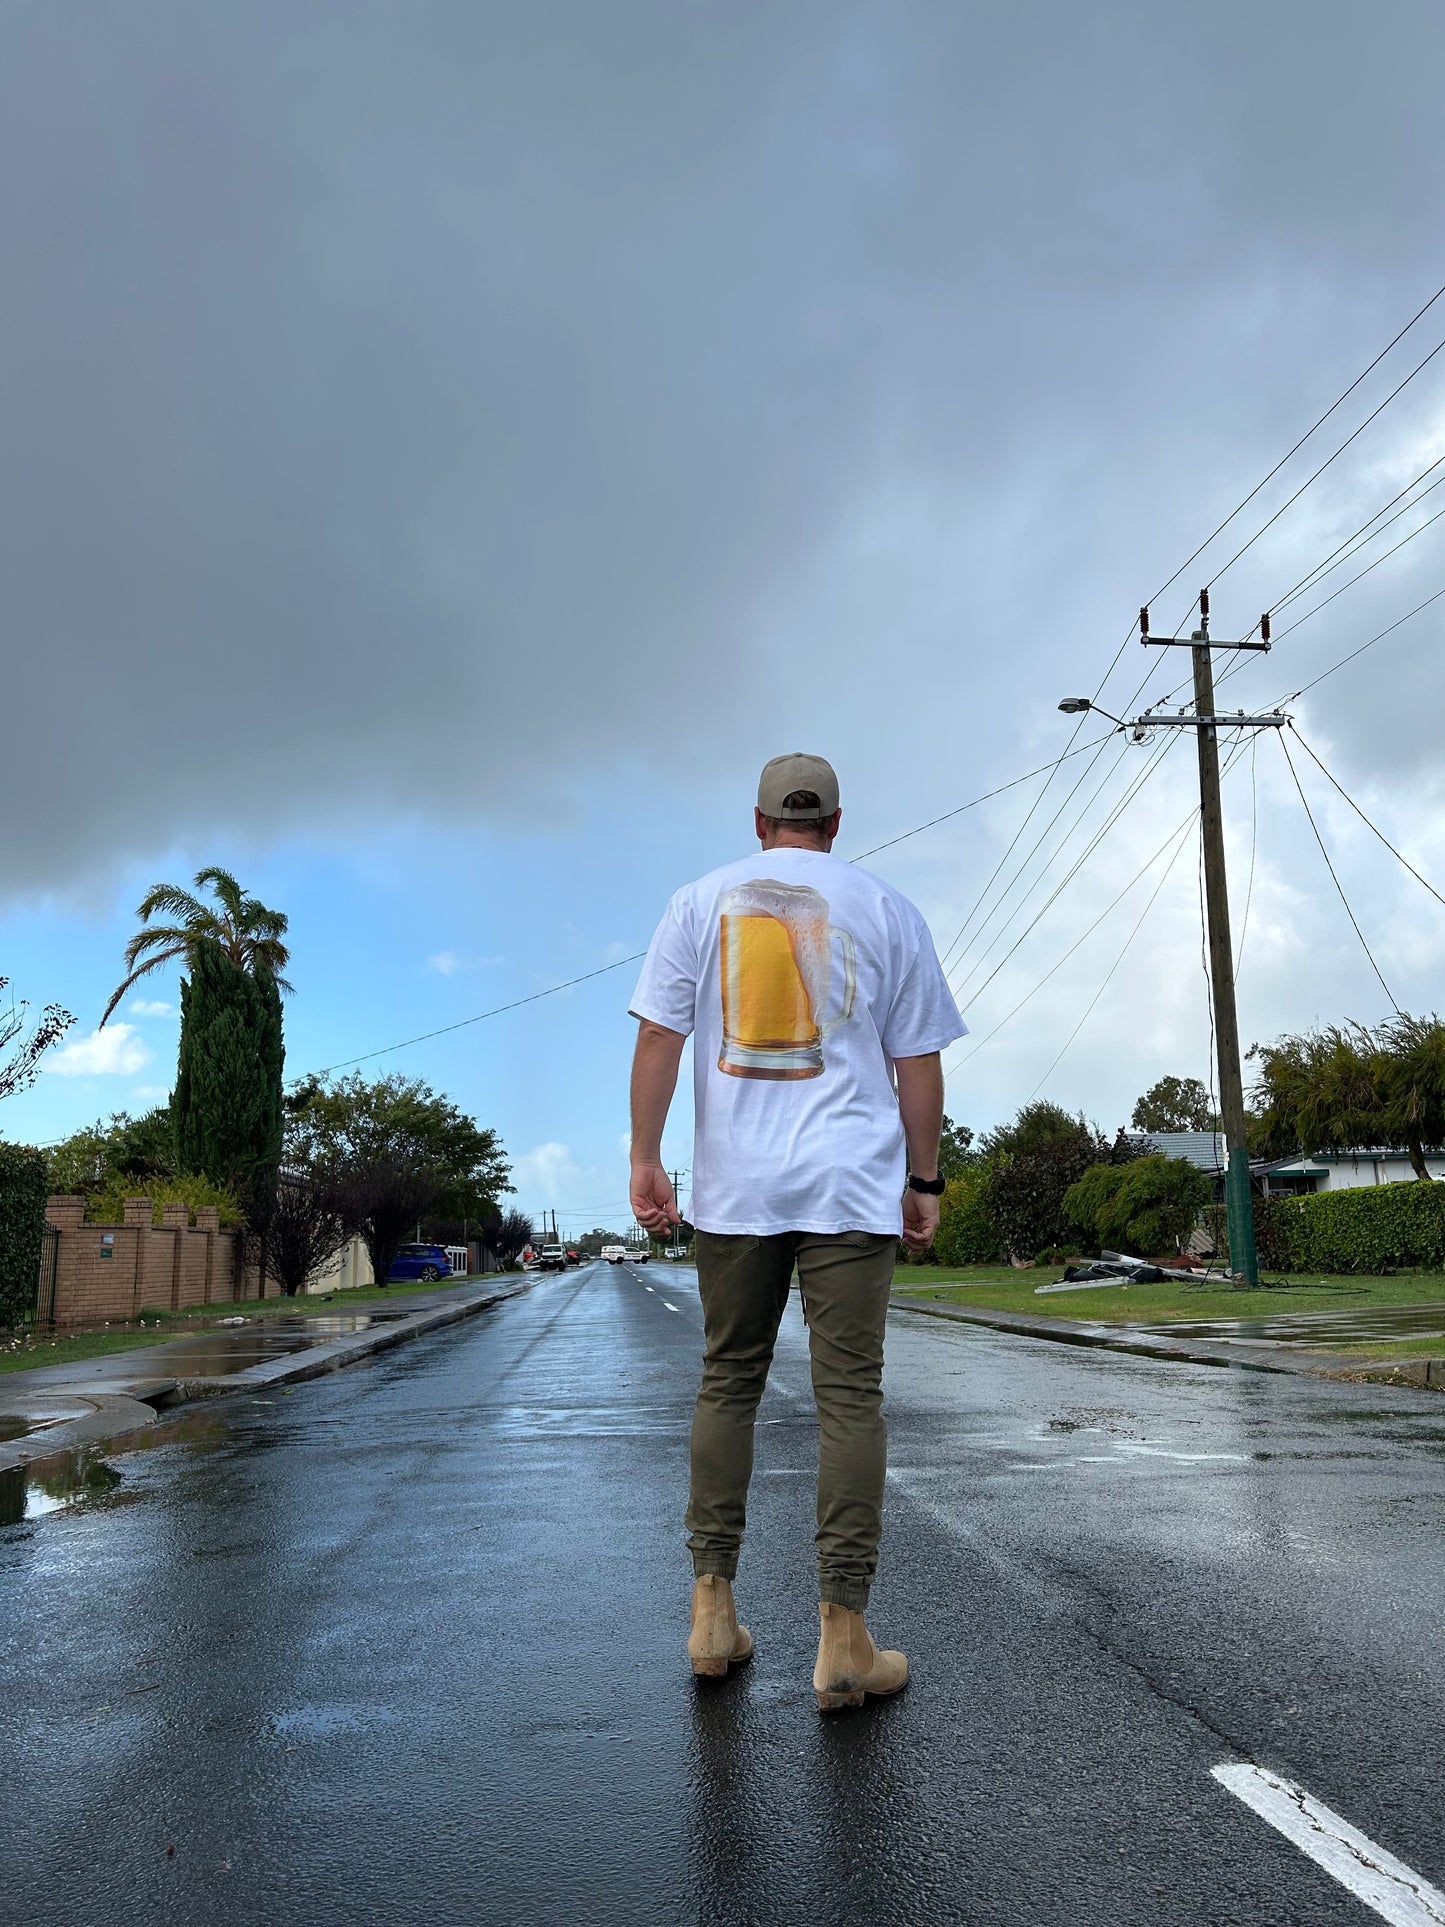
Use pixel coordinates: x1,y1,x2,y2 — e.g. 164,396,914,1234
628,753,965,1712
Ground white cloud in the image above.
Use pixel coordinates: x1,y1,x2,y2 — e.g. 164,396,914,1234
427,951,505,975
127,999,174,1018
48,1023,151,1077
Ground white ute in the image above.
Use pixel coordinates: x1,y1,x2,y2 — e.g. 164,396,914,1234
601,1244,628,1264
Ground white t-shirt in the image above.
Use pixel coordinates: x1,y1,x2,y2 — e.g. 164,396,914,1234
630,847,966,1236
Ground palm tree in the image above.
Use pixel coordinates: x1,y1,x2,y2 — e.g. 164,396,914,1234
101,867,292,1026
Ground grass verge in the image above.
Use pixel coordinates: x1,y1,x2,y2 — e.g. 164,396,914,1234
0,1329,183,1375
892,1264,1445,1329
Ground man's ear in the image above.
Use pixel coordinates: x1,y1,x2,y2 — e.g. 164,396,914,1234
755,806,769,843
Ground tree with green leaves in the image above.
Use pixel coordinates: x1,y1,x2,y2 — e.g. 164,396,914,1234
1131,1074,1219,1134
286,1073,510,1219
171,939,284,1204
485,1208,536,1268
1065,1154,1212,1256
938,1115,978,1179
1251,1013,1445,1182
47,1107,179,1197
101,866,291,1027
287,1073,511,1287
980,1101,1125,1262
576,1226,629,1257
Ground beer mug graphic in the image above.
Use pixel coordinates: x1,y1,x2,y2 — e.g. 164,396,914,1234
717,879,857,1080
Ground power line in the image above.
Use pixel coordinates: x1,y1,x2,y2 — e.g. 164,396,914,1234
941,640,1183,980
942,734,1131,976
849,734,1115,861
1270,452,1445,617
1198,321,1445,601
952,734,1179,1007
1027,812,1198,1096
1291,730,1445,914
946,734,1250,1082
1278,730,1399,1010
1281,584,1445,703
313,954,648,1074
945,794,1205,1075
1234,734,1259,985
301,751,1126,1077
1212,580,1445,711
1137,274,1445,622
1270,498,1445,643
935,726,1121,969
936,300,1445,972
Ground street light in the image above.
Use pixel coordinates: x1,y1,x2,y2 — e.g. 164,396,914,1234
1058,697,1127,726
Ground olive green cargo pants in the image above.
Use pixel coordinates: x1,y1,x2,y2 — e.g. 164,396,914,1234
686,1228,897,1612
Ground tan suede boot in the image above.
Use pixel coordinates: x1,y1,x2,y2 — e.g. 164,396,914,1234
688,1574,754,1678
813,1601,908,1712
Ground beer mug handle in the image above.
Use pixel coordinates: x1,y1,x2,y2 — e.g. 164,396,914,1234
820,927,856,1035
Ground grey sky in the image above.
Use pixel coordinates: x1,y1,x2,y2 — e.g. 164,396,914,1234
6,0,1445,899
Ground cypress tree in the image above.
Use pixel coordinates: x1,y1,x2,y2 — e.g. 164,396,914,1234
173,938,285,1203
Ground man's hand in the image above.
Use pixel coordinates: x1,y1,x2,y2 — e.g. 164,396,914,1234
631,1162,680,1234
901,1187,940,1254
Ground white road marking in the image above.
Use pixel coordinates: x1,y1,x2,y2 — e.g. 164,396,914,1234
662,1301,681,1313
1213,1763,1445,1925
644,1286,655,1293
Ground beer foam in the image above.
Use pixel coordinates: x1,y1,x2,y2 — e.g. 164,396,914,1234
718,878,832,1020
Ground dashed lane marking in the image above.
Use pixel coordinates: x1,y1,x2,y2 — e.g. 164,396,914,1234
662,1302,681,1313
1213,1763,1445,1925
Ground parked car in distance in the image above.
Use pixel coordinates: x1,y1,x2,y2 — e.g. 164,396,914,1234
601,1244,628,1264
388,1242,454,1283
565,1247,581,1266
539,1243,567,1271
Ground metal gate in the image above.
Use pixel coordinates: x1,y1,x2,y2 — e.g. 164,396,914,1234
32,1227,58,1327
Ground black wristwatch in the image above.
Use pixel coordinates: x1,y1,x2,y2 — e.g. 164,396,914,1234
907,1172,946,1195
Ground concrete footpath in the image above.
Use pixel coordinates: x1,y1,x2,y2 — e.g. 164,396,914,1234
890,1291,1445,1391
0,1278,533,1474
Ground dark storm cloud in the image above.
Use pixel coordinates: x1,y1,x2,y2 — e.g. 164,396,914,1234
5,0,1445,892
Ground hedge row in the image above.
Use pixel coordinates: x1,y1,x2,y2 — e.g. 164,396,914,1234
0,1142,49,1325
1208,1179,1445,1274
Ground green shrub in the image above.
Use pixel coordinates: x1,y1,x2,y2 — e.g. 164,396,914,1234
934,1170,1002,1266
1210,1181,1445,1273
85,1172,244,1228
1065,1154,1212,1256
0,1142,49,1326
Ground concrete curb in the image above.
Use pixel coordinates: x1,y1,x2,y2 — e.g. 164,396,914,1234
0,1280,534,1473
0,1392,161,1470
888,1293,1445,1392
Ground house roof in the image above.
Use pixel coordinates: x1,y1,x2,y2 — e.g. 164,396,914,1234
1132,1131,1226,1173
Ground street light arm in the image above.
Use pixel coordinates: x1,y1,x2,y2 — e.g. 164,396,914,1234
1057,697,1126,726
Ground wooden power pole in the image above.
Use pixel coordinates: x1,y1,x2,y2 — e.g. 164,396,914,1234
1188,597,1260,1285
1062,591,1291,1287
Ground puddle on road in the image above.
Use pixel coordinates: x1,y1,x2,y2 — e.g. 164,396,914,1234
0,1409,231,1528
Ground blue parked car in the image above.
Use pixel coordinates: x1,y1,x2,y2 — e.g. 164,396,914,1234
387,1242,453,1283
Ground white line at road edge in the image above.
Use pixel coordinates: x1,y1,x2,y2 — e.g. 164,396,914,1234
1213,1763,1445,1925
662,1302,680,1313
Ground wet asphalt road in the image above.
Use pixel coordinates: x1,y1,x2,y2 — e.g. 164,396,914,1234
3,1262,1444,1927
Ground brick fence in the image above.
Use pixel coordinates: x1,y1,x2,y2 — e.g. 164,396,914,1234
44,1196,270,1327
